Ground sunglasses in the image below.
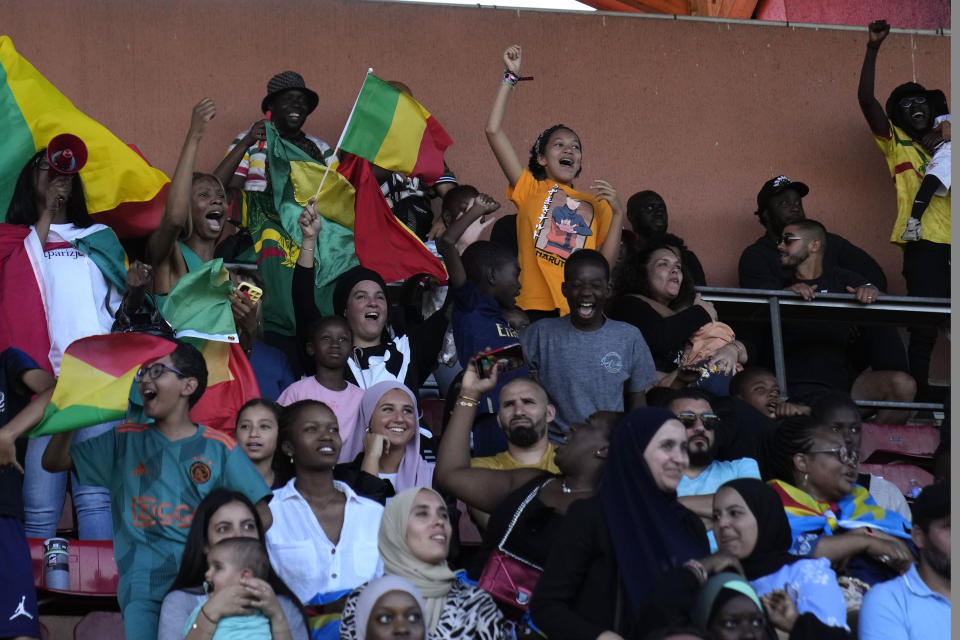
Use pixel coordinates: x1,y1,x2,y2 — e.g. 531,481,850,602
675,411,721,430
779,234,803,246
807,445,859,465
898,95,927,108
135,362,186,382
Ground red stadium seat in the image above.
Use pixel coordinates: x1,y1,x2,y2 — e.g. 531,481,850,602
29,538,119,596
74,611,124,639
419,397,447,439
860,463,934,498
859,422,940,463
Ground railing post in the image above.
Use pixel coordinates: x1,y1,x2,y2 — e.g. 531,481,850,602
768,295,788,400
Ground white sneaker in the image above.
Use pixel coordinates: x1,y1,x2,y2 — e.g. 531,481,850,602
901,217,922,242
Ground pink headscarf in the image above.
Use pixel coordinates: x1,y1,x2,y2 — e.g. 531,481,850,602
353,381,435,492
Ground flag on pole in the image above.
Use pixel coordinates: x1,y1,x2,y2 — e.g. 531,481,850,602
0,36,170,238
31,333,176,436
338,73,452,184
238,123,359,333
337,154,447,284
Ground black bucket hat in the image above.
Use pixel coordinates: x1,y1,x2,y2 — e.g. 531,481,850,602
261,71,319,115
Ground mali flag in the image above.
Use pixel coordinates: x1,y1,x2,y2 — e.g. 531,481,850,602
337,154,447,285
0,36,170,238
339,73,452,184
31,333,176,437
161,259,260,437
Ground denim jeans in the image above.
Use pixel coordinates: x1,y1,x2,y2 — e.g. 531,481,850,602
22,421,116,540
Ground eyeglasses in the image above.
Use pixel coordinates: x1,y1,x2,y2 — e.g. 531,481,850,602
807,445,859,465
675,411,721,430
898,95,927,108
135,362,186,382
779,234,803,246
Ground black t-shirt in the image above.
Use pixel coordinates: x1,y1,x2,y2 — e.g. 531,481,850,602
0,347,43,519
782,268,868,391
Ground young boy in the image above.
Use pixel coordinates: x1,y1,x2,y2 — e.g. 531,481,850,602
729,366,810,420
183,537,276,639
277,316,363,462
436,192,529,455
520,250,657,441
41,340,272,640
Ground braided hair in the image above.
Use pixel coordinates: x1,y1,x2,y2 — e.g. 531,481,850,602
768,415,824,485
527,124,582,180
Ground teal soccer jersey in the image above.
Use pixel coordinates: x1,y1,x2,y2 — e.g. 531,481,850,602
71,423,271,609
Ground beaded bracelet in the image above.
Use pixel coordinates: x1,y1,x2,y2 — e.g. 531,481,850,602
456,395,480,408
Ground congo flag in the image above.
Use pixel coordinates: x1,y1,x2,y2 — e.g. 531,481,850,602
31,333,176,436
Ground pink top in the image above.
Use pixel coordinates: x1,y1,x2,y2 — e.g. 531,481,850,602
277,377,365,462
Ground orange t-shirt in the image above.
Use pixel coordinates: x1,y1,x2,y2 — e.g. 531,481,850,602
507,170,612,314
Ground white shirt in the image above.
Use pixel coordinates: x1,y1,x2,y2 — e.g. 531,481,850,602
266,479,384,603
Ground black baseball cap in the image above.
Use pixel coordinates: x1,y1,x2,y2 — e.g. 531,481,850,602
755,175,809,213
913,482,949,528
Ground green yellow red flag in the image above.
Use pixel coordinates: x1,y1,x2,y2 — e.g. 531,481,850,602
338,72,452,184
0,35,170,238
31,333,176,436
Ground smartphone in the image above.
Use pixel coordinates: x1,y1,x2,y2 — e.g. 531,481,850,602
475,343,524,378
237,281,263,304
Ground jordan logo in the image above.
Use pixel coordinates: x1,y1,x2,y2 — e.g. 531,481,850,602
9,595,33,621
132,462,148,476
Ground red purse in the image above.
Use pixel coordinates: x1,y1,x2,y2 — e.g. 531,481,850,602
477,483,544,620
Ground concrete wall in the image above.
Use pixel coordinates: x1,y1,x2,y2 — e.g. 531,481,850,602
2,0,950,294
754,0,951,31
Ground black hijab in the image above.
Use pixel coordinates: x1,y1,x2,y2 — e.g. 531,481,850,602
720,478,799,580
601,408,709,611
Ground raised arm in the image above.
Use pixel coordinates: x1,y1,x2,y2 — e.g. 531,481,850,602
484,45,525,187
433,358,542,512
212,120,266,191
42,426,76,472
858,20,892,136
592,180,626,268
436,193,501,289
146,99,217,267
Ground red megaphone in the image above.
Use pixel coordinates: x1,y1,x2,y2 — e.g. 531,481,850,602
46,133,88,176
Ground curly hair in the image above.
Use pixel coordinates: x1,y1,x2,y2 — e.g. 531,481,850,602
613,238,695,309
527,124,582,181
6,149,94,228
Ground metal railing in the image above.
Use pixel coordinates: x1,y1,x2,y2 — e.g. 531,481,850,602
698,286,950,411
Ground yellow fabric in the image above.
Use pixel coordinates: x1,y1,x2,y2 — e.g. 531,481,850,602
471,443,559,474
51,353,136,411
507,170,613,314
0,36,169,214
288,160,356,229
374,94,428,174
873,122,951,245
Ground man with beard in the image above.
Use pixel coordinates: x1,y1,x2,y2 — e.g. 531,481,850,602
777,219,915,424
858,482,950,640
468,377,558,531
667,390,759,539
738,175,886,291
471,378,559,474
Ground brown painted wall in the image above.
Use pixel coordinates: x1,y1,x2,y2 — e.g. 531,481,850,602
2,0,950,293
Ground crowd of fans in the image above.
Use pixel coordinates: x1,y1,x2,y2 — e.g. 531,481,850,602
0,19,950,640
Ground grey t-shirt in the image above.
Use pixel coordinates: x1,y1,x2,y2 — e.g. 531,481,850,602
520,316,657,438
158,588,308,640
